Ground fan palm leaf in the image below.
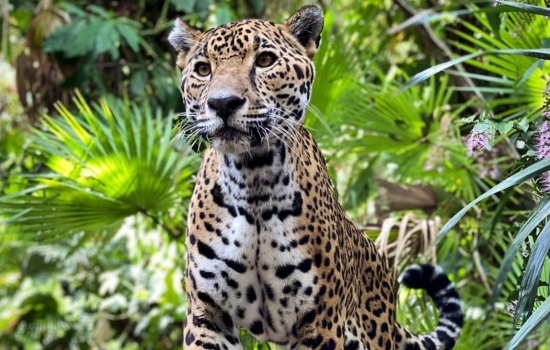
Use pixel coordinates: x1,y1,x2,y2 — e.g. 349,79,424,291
0,92,199,243
343,74,483,201
448,2,550,120
399,1,550,124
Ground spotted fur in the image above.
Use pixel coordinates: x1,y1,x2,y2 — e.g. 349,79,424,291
169,6,463,350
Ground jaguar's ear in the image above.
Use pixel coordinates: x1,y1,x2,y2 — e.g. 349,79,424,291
284,5,324,59
168,19,202,68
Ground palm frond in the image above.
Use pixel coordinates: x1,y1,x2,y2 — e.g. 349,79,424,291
486,200,549,310
0,92,199,243
389,0,550,34
401,1,550,123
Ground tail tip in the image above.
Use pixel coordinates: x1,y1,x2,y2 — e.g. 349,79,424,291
398,264,443,289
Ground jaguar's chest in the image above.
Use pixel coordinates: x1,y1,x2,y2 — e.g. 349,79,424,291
187,157,319,344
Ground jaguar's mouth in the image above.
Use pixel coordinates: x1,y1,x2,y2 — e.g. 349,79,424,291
210,126,248,141
206,124,268,154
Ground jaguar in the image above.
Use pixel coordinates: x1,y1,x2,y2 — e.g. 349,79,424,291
168,5,463,350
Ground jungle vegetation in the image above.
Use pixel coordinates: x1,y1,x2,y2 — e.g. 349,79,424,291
1,0,550,349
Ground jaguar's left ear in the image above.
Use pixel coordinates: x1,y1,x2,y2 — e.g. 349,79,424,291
284,5,324,59
168,19,202,69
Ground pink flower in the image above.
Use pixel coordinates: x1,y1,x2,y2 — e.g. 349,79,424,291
465,131,489,156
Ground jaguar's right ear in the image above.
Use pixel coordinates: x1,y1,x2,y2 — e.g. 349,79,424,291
168,19,202,68
284,6,324,59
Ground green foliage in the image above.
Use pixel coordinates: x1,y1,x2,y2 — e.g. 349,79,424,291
439,159,550,239
2,0,550,348
410,1,550,348
0,93,198,348
43,4,142,60
0,92,199,243
0,217,188,348
449,6,550,120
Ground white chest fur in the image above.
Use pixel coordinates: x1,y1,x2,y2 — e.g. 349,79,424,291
188,148,317,345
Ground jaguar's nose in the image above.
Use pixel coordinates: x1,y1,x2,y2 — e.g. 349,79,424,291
207,96,246,122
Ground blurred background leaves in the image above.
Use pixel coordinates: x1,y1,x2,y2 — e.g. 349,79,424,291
1,0,550,349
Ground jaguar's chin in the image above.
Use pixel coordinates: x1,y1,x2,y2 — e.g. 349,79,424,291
208,125,267,155
209,136,249,155
211,126,247,141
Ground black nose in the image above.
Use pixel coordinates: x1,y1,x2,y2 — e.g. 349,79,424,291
207,96,246,122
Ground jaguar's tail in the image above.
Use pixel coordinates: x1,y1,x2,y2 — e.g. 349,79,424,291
395,264,464,350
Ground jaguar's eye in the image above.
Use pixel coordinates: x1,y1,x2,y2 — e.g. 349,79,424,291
255,52,277,68
195,62,211,76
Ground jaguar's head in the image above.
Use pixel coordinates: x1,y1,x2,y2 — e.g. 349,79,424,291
169,6,323,155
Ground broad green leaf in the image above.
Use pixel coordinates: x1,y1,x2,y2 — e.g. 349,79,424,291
117,23,141,52
494,120,515,135
42,19,90,56
87,4,112,19
94,22,119,58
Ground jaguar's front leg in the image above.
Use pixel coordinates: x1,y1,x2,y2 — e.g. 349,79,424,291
293,304,345,350
184,290,242,350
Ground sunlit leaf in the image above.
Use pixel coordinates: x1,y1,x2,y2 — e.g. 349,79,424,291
0,93,199,242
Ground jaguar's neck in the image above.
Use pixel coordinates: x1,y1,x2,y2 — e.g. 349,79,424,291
209,127,332,200
216,141,294,198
